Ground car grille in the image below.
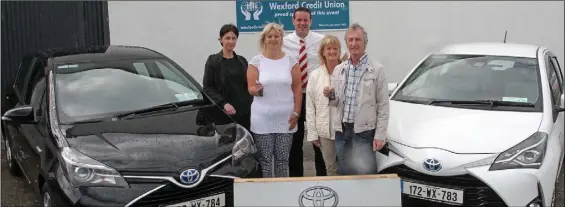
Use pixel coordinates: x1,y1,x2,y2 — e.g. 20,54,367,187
130,176,234,207
380,165,508,207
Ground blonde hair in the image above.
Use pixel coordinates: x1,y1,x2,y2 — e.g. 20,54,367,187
318,35,343,65
259,23,284,52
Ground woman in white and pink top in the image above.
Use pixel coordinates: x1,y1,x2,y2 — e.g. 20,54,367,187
305,35,343,176
246,23,302,178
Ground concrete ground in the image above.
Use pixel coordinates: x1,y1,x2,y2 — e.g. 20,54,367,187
302,137,317,177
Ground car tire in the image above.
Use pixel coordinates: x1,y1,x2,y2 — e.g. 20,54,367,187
551,192,555,207
552,159,564,207
4,135,22,176
42,183,60,207
551,164,564,207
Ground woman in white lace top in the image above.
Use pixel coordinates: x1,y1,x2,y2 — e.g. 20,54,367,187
246,23,302,178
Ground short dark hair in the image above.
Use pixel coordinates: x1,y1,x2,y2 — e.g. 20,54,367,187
292,7,311,19
219,24,239,38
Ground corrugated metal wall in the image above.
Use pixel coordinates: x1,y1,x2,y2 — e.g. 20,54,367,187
1,1,109,113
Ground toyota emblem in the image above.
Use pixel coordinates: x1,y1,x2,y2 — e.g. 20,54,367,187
298,186,339,207
422,158,442,172
179,169,200,184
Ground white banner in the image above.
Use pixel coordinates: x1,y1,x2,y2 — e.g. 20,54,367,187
234,174,402,207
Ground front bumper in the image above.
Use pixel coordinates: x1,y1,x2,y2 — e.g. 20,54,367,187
380,165,498,206
376,143,560,207
49,176,234,207
50,155,261,207
125,176,235,207
49,174,162,207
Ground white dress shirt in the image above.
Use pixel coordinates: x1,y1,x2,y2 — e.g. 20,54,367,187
283,31,347,95
283,31,326,75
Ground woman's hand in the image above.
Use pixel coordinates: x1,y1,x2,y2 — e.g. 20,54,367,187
223,103,236,115
288,112,299,130
323,87,334,98
251,82,263,96
311,139,321,147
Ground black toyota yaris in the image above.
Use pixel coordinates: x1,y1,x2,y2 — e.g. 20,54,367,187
1,45,260,207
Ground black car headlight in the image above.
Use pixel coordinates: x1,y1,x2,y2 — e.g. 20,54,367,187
489,132,548,171
231,124,257,166
60,147,129,188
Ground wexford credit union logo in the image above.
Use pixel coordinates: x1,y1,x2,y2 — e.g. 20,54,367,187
240,0,263,21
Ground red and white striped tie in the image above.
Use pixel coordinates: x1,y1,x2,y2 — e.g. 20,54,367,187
299,38,308,89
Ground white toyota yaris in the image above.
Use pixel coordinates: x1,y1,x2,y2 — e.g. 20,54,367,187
378,42,564,207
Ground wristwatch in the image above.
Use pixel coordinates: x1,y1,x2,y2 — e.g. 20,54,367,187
293,112,300,117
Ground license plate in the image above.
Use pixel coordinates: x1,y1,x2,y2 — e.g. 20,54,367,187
402,180,464,205
166,193,225,207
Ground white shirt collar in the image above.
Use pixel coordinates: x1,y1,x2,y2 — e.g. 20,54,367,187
291,31,311,41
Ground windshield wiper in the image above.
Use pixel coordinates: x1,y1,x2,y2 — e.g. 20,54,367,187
395,99,429,104
68,118,109,125
115,99,209,120
428,99,535,107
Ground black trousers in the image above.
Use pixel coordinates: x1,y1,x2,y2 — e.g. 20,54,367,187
289,93,327,177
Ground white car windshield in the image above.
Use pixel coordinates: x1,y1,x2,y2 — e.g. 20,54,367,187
54,58,204,123
392,54,541,111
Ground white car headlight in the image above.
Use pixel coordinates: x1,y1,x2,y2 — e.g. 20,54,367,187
231,124,257,165
489,132,548,171
61,147,129,187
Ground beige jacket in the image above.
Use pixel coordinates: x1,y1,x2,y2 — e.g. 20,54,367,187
329,55,390,140
306,65,335,141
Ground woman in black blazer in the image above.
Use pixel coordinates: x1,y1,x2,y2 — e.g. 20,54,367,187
202,24,252,130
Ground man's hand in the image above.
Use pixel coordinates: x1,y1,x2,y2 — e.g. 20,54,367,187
373,139,386,151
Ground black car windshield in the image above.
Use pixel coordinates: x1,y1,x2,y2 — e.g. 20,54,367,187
392,54,541,110
54,58,205,123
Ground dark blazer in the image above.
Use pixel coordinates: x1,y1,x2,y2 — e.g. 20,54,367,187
202,50,249,107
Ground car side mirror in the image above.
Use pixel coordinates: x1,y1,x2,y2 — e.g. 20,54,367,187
388,83,398,96
1,105,36,124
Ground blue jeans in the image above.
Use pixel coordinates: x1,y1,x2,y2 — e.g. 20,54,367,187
334,123,378,175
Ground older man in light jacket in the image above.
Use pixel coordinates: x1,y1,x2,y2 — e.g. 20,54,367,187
324,23,390,175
